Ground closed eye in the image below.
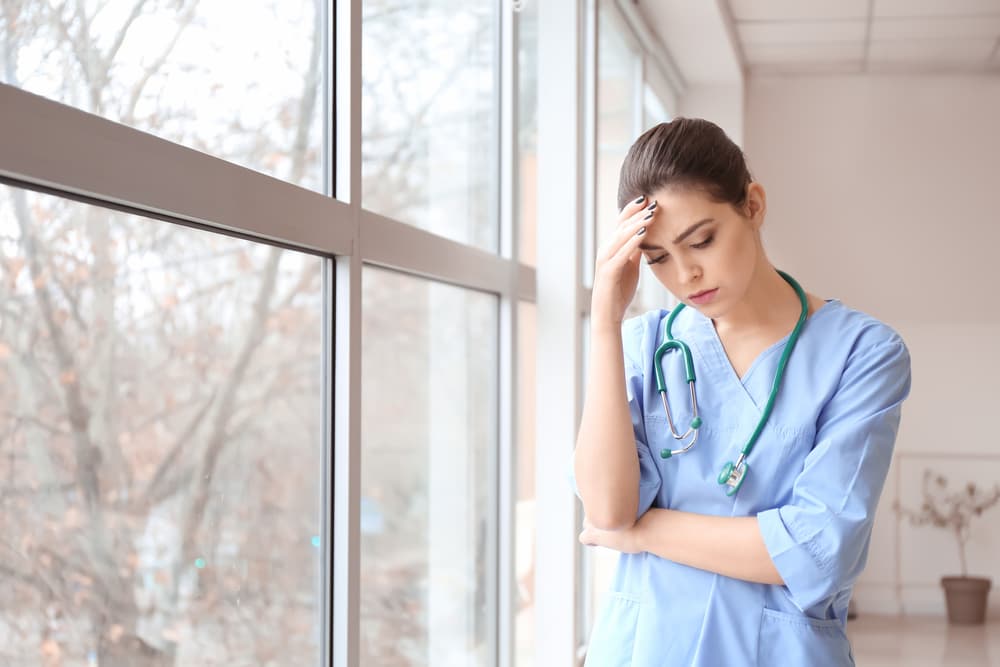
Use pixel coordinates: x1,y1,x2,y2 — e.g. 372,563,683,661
646,235,714,264
691,234,714,249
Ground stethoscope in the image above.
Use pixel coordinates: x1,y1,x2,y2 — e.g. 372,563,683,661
653,270,808,497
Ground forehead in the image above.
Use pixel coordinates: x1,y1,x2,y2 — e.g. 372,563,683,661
649,185,722,212
647,187,731,230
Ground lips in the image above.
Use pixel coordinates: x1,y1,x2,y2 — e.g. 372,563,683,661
688,288,719,305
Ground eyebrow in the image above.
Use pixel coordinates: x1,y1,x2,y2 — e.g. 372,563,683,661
638,218,715,251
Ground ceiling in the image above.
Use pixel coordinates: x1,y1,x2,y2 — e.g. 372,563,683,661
725,0,1000,75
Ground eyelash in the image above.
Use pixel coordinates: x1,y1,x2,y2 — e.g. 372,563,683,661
646,235,715,265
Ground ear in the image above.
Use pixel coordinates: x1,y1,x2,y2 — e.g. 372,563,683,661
744,182,766,230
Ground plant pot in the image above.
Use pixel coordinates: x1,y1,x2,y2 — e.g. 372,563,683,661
940,576,992,625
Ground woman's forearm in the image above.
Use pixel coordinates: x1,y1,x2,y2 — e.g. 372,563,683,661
574,326,641,530
635,508,784,585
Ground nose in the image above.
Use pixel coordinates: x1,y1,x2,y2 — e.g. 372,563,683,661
674,256,702,285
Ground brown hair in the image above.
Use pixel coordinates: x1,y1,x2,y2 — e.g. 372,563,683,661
616,117,753,212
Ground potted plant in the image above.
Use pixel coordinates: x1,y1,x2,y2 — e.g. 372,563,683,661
895,469,1000,625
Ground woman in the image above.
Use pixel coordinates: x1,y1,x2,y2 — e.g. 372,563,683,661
573,117,911,666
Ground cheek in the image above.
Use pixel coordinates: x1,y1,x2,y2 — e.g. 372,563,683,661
715,236,754,267
645,265,679,294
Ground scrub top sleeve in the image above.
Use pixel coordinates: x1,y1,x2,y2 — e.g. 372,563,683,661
757,337,911,613
627,355,661,518
567,317,662,518
623,317,662,519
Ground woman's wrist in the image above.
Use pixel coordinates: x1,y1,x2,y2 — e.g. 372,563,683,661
590,319,624,339
631,510,654,552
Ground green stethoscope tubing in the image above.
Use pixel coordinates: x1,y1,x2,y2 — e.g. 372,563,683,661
653,270,809,496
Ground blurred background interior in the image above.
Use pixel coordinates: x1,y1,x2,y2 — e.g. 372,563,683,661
1,0,999,665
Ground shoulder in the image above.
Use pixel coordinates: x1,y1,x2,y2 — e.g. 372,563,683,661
622,308,677,348
622,308,669,340
621,308,672,370
814,300,908,356
813,301,911,397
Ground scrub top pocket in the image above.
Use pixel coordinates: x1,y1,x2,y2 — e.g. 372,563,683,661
756,607,854,667
584,593,640,667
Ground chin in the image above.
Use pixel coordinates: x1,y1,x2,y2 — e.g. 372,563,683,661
689,299,728,320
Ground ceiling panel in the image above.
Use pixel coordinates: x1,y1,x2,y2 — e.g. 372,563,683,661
749,61,864,76
639,0,744,84
871,15,1000,40
739,20,867,45
874,0,1000,18
718,0,1000,75
729,0,869,21
868,38,997,65
744,42,867,65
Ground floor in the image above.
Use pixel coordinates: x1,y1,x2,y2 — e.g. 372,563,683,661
848,615,1000,666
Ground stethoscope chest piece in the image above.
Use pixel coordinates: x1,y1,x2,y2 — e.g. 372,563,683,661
718,459,749,497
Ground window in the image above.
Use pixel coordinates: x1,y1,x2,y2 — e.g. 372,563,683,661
360,267,498,665
518,0,539,266
362,1,499,252
644,84,671,129
595,2,641,258
4,0,555,662
0,184,324,664
593,5,675,321
515,302,537,666
1,1,325,191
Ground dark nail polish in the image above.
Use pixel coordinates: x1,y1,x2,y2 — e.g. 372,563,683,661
646,201,657,211
636,226,646,236
633,195,645,205
643,211,654,220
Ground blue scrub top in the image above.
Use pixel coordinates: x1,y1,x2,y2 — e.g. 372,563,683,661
576,299,911,667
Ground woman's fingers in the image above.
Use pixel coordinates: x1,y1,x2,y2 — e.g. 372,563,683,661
597,200,657,264
618,194,648,222
606,205,656,265
590,196,657,324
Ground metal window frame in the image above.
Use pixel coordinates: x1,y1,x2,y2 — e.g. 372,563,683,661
534,0,588,664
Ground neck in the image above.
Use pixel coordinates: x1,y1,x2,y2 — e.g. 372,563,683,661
713,264,800,335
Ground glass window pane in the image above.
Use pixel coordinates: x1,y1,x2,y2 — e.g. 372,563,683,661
595,4,640,261
362,1,498,252
643,83,671,130
0,184,324,664
515,302,536,666
1,2,324,191
577,314,593,650
595,8,673,318
518,1,538,266
360,267,498,666
633,85,677,315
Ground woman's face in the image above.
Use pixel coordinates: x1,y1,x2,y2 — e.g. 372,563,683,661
638,183,765,317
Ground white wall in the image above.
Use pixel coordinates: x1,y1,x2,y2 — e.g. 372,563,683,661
746,74,1000,617
679,83,745,147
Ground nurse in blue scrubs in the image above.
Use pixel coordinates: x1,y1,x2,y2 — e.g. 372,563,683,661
573,117,911,666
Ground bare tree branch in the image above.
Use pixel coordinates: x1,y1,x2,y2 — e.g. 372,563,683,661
103,0,149,66
142,388,217,507
176,247,281,567
122,1,197,125
12,188,102,511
